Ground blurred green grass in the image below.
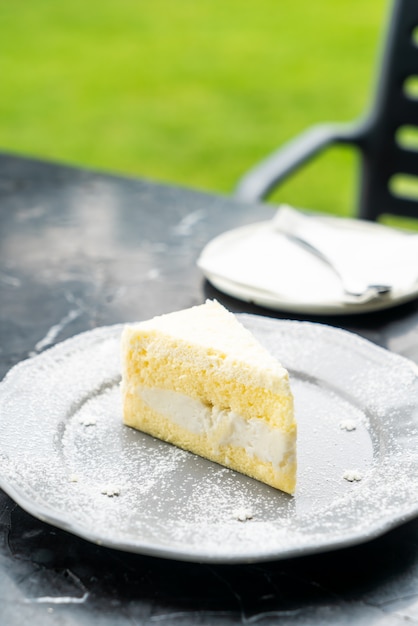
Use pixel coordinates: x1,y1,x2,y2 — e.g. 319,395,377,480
1,0,388,216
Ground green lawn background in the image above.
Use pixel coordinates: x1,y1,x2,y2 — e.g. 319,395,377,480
1,0,388,217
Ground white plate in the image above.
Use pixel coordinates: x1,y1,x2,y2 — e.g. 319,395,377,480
0,317,418,563
198,217,418,315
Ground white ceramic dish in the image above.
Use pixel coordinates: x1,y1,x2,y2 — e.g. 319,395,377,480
0,317,418,563
198,217,418,315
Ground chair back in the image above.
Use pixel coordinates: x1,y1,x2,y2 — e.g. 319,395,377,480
357,0,418,220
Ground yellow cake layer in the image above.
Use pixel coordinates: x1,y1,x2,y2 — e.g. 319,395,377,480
123,354,294,430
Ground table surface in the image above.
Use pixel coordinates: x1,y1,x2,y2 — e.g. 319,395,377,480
1,153,418,625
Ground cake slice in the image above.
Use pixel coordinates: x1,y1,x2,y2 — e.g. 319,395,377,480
121,300,296,494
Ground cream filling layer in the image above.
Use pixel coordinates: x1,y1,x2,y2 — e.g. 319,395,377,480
138,386,292,468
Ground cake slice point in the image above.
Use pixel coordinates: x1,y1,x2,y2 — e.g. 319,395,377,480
121,300,296,494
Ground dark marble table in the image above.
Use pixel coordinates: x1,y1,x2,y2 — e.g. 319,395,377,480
1,153,418,625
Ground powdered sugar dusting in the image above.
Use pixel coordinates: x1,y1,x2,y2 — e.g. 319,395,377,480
233,507,254,522
343,470,363,482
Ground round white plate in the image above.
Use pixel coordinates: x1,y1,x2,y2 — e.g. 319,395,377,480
0,317,418,563
198,218,418,315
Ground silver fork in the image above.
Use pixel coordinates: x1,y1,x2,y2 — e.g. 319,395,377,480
285,233,392,301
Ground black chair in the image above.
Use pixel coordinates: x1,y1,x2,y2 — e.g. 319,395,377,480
234,0,418,221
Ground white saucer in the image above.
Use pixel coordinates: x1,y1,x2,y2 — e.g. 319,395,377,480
198,215,418,315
